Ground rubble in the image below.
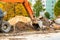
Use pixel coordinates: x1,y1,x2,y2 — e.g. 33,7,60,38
8,16,60,31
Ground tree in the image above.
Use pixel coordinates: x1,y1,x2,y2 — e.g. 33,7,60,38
54,0,60,17
44,12,50,19
33,0,43,17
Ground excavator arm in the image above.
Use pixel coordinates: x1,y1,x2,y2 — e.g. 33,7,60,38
0,0,34,20
23,0,34,20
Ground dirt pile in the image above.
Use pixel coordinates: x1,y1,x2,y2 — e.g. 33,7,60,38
15,22,34,32
8,16,34,32
8,16,32,26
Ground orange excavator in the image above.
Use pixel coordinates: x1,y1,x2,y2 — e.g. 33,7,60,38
0,0,39,32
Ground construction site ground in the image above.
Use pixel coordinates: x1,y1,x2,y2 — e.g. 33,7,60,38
0,30,60,40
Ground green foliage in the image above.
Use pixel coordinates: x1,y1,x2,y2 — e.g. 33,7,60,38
43,8,45,11
33,0,43,17
54,0,60,17
45,12,50,19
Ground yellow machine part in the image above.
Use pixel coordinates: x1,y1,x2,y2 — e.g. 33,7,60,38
0,2,29,21
0,2,5,11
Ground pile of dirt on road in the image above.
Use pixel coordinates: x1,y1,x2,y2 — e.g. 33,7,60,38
8,16,34,32
8,16,32,26
15,21,34,32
